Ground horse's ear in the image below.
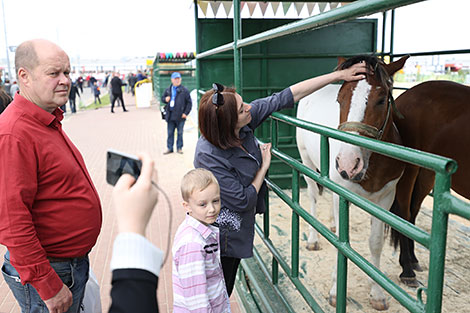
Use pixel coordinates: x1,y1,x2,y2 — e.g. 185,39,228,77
384,55,410,76
337,57,347,67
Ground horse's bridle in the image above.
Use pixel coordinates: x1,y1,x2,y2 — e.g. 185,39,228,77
338,91,402,140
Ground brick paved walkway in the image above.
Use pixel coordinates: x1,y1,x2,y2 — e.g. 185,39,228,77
0,92,242,312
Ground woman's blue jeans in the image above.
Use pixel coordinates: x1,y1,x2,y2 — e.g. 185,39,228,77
2,251,89,313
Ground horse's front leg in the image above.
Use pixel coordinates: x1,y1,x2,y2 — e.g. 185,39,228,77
369,216,388,310
306,177,321,250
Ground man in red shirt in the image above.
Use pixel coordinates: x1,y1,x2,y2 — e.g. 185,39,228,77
0,39,102,313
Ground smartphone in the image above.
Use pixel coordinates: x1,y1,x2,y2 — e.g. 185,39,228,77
106,149,142,186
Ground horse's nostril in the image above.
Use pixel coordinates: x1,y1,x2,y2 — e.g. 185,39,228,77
353,158,360,171
340,171,349,180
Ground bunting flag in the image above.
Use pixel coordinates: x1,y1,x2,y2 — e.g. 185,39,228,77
198,0,209,16
282,2,292,15
318,2,327,13
330,2,340,9
222,1,232,16
294,2,304,16
341,2,350,6
306,2,316,15
241,1,246,11
271,2,280,15
247,2,257,16
210,1,221,16
259,2,269,16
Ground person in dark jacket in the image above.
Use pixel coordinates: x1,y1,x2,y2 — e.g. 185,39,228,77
161,72,192,154
193,63,368,295
0,88,12,114
108,153,162,313
110,72,128,113
68,81,80,113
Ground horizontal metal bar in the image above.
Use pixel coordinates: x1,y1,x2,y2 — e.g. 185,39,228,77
268,150,431,248
236,0,425,49
393,49,470,58
196,0,424,59
253,225,323,312
196,42,233,59
199,52,375,60
238,258,278,313
271,112,457,175
442,192,470,220
251,248,312,313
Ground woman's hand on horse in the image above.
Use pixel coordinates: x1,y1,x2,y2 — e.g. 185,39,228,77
339,62,371,81
261,143,272,169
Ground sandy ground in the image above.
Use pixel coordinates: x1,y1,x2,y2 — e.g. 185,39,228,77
253,188,470,312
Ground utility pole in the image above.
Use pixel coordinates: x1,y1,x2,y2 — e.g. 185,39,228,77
1,0,12,82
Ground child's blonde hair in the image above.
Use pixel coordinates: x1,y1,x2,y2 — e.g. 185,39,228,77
181,168,219,202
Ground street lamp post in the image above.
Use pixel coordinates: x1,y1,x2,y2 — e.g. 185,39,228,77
1,0,13,82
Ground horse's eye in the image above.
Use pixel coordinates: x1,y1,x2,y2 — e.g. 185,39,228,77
377,98,386,106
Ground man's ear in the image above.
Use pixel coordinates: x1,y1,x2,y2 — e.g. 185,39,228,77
17,68,30,86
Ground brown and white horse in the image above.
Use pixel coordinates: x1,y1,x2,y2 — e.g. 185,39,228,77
297,55,409,310
390,80,470,287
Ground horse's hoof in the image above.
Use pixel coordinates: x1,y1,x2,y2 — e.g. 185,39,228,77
370,298,389,311
412,262,423,272
400,276,419,288
328,295,337,307
306,242,321,251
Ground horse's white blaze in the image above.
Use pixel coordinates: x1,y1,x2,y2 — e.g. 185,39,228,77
347,79,371,123
336,79,372,178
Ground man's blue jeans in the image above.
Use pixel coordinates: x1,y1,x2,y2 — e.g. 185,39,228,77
167,119,186,151
2,251,89,313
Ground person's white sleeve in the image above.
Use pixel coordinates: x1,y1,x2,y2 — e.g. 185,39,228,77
110,232,164,277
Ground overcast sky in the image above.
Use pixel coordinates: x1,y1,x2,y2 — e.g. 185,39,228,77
0,0,469,61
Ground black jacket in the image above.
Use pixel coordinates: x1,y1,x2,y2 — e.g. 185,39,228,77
108,269,159,313
161,84,192,122
110,77,124,95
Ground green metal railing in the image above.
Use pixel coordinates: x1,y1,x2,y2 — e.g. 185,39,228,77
194,0,470,312
254,112,469,313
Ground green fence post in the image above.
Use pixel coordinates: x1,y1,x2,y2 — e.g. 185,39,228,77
425,172,451,313
233,0,243,94
320,135,330,177
291,170,300,278
336,196,350,313
194,0,200,106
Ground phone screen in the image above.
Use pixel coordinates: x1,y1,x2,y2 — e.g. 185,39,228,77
106,149,142,186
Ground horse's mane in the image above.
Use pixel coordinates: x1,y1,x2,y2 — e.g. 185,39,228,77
336,55,392,89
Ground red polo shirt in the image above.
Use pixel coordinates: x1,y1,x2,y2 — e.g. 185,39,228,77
0,94,102,300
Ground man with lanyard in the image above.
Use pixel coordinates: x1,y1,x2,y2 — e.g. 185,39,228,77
161,72,192,154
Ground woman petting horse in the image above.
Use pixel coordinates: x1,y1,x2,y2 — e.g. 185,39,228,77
194,64,367,296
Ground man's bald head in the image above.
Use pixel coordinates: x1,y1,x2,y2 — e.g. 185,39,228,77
15,39,67,74
15,39,71,112
15,41,38,74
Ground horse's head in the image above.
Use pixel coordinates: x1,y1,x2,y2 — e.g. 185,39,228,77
335,55,409,182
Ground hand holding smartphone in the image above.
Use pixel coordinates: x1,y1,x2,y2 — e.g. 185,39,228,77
106,149,142,186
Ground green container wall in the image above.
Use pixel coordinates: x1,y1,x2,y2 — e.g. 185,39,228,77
197,19,377,188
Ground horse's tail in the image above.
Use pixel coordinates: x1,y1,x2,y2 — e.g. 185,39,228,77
389,198,401,250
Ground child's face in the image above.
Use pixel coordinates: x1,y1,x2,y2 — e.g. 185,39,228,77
184,183,221,226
